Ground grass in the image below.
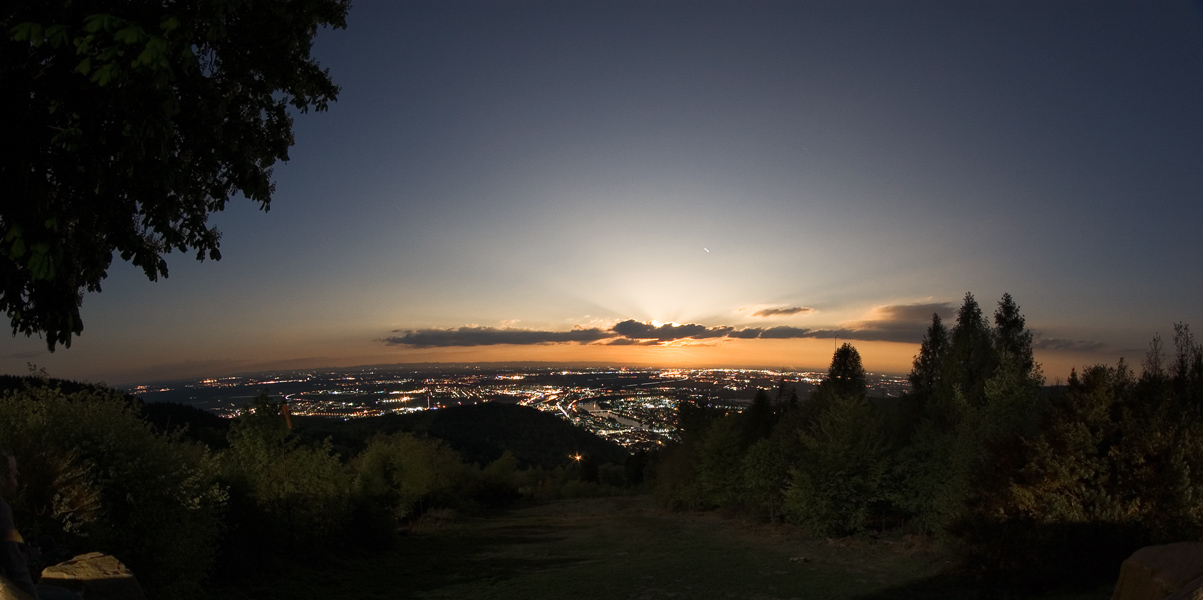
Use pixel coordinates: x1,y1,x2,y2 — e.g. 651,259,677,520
207,496,1116,600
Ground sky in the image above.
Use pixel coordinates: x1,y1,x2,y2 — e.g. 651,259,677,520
3,0,1203,385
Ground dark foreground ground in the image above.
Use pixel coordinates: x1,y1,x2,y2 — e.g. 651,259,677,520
207,496,1115,600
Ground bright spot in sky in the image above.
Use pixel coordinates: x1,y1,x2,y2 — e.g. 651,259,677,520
704,248,709,253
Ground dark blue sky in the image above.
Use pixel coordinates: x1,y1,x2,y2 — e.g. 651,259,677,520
4,1,1202,383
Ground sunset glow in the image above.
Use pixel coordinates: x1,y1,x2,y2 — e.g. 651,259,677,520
1,1,1200,386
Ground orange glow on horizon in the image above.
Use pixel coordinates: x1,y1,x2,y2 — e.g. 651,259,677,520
93,332,1112,386
377,337,922,375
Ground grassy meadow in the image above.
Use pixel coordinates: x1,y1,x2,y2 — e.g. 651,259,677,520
206,496,1114,600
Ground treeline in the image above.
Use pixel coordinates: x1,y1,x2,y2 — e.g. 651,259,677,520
0,385,637,598
652,293,1203,590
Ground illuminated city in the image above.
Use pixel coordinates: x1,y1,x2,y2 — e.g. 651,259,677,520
129,366,911,451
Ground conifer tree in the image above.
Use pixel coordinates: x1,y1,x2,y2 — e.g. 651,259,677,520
993,293,1035,376
783,342,890,534
943,293,998,405
909,313,949,400
1171,323,1203,415
822,343,867,399
741,389,775,446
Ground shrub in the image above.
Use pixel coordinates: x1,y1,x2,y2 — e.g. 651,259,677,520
0,384,224,598
351,432,471,524
783,393,891,535
219,395,350,557
651,442,704,511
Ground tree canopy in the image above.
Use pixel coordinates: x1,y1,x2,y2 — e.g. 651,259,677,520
908,313,948,400
2,0,350,349
821,342,867,399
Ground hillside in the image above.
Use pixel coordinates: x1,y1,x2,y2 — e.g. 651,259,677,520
294,402,630,469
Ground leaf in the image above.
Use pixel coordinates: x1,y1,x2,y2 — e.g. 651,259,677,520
135,47,155,67
74,34,94,55
83,15,107,34
9,22,37,42
46,25,69,48
75,57,92,76
28,23,45,47
84,14,123,34
114,25,143,45
91,62,119,87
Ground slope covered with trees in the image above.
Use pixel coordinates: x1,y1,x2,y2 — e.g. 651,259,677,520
653,292,1203,592
0,382,636,598
295,402,629,470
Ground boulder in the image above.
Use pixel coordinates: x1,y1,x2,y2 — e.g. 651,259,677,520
1113,542,1203,600
0,575,34,600
39,552,145,600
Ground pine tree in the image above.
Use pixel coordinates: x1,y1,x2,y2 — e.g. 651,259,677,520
909,313,948,400
943,292,998,406
822,343,867,399
993,293,1035,376
741,389,775,446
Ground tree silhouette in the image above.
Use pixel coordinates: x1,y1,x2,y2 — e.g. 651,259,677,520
942,292,997,405
993,293,1035,375
909,313,948,401
2,1,350,349
821,342,867,399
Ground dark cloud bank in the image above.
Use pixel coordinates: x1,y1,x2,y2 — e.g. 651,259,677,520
751,306,814,317
383,303,965,348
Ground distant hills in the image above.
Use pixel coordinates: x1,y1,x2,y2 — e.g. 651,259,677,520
294,402,631,469
2,375,628,469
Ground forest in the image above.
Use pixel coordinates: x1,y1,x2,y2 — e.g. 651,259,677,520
0,292,1200,598
654,293,1203,592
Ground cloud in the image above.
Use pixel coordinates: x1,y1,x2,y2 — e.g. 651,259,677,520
834,302,956,343
757,326,814,339
728,328,764,339
382,305,958,349
601,338,660,346
1033,337,1106,352
383,326,612,348
751,306,814,318
883,302,954,321
612,320,719,341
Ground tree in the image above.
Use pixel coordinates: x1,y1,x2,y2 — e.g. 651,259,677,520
821,342,867,399
783,392,891,535
909,313,948,400
993,293,1035,376
740,388,775,446
942,292,998,405
1170,323,1203,414
2,0,350,349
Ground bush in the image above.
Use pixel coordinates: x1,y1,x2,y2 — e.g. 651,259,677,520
651,442,704,511
351,432,471,524
783,393,891,535
0,384,224,598
219,395,350,558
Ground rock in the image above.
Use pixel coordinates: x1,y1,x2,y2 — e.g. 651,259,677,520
39,552,145,600
0,575,34,600
1112,542,1203,600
